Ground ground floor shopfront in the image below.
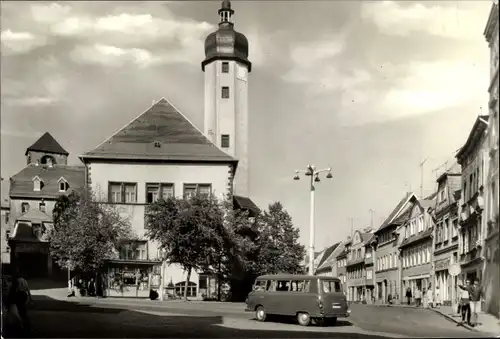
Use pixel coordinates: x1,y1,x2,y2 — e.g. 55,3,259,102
433,247,458,306
401,273,431,302
482,226,500,318
8,241,66,279
375,268,399,303
104,260,217,299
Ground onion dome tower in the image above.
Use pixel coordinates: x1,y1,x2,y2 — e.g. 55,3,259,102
202,0,251,198
201,0,251,72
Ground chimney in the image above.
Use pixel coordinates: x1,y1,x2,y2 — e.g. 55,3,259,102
152,99,156,106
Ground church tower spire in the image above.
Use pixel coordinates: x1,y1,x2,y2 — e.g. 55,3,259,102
202,0,251,198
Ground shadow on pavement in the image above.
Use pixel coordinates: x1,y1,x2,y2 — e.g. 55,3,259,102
27,278,68,291
4,296,389,339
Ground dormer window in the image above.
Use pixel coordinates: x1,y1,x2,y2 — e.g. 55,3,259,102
32,176,44,191
58,177,69,192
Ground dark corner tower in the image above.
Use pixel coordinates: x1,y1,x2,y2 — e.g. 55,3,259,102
202,0,251,198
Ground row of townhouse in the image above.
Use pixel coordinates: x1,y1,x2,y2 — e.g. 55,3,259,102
313,3,498,318
313,130,495,312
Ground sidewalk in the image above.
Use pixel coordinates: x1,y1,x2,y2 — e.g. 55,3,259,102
430,305,500,337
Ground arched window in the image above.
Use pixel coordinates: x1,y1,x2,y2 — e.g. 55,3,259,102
175,281,197,297
41,155,56,166
389,253,393,268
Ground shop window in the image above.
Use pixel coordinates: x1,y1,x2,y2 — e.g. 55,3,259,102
175,281,197,297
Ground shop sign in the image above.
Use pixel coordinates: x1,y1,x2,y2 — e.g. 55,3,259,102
15,243,48,254
434,258,450,271
122,272,136,278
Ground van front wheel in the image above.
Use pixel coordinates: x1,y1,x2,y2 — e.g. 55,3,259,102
297,312,311,326
255,306,267,322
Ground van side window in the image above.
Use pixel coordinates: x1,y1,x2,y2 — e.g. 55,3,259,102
291,280,310,292
253,280,267,291
276,280,290,291
321,280,342,293
267,280,276,291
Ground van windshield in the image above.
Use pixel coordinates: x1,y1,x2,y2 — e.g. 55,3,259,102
321,280,342,293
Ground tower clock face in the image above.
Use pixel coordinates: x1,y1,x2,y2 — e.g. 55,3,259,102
236,64,248,81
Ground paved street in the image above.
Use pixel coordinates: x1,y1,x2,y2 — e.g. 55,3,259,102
12,296,485,338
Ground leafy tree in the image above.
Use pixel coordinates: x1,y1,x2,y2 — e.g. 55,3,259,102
255,202,305,275
222,201,305,300
50,189,132,273
52,191,80,231
145,194,226,300
218,201,260,300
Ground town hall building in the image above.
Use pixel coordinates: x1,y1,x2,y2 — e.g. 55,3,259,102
79,0,258,299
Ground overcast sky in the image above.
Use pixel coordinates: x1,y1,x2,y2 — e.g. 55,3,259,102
0,1,493,249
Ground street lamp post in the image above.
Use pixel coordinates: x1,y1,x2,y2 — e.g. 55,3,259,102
294,165,333,276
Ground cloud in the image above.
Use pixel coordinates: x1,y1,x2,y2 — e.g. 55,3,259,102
0,29,47,54
27,3,214,67
1,74,67,107
0,128,38,138
336,60,488,125
70,44,155,68
283,36,371,95
383,61,487,115
361,1,487,40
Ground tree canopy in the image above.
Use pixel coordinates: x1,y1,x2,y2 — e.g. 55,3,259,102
50,189,132,273
145,194,227,299
255,202,305,275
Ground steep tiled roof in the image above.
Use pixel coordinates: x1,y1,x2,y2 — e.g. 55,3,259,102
25,132,69,156
456,115,489,163
362,232,375,245
17,209,52,223
376,192,417,233
233,195,260,216
418,198,436,211
336,249,348,259
316,242,341,270
399,227,433,248
81,98,236,163
393,206,411,224
320,242,345,269
10,165,85,199
10,222,40,242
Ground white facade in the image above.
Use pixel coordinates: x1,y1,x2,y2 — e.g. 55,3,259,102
87,160,233,298
204,60,250,198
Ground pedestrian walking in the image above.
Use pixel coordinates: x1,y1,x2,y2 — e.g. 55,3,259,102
414,287,422,307
426,287,434,308
458,279,471,325
5,273,33,337
405,287,412,305
467,278,483,327
434,285,441,308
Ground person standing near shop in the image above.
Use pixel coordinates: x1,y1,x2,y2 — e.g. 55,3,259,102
458,279,471,325
467,278,484,327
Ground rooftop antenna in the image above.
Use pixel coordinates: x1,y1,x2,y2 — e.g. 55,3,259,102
419,158,428,197
350,217,354,238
